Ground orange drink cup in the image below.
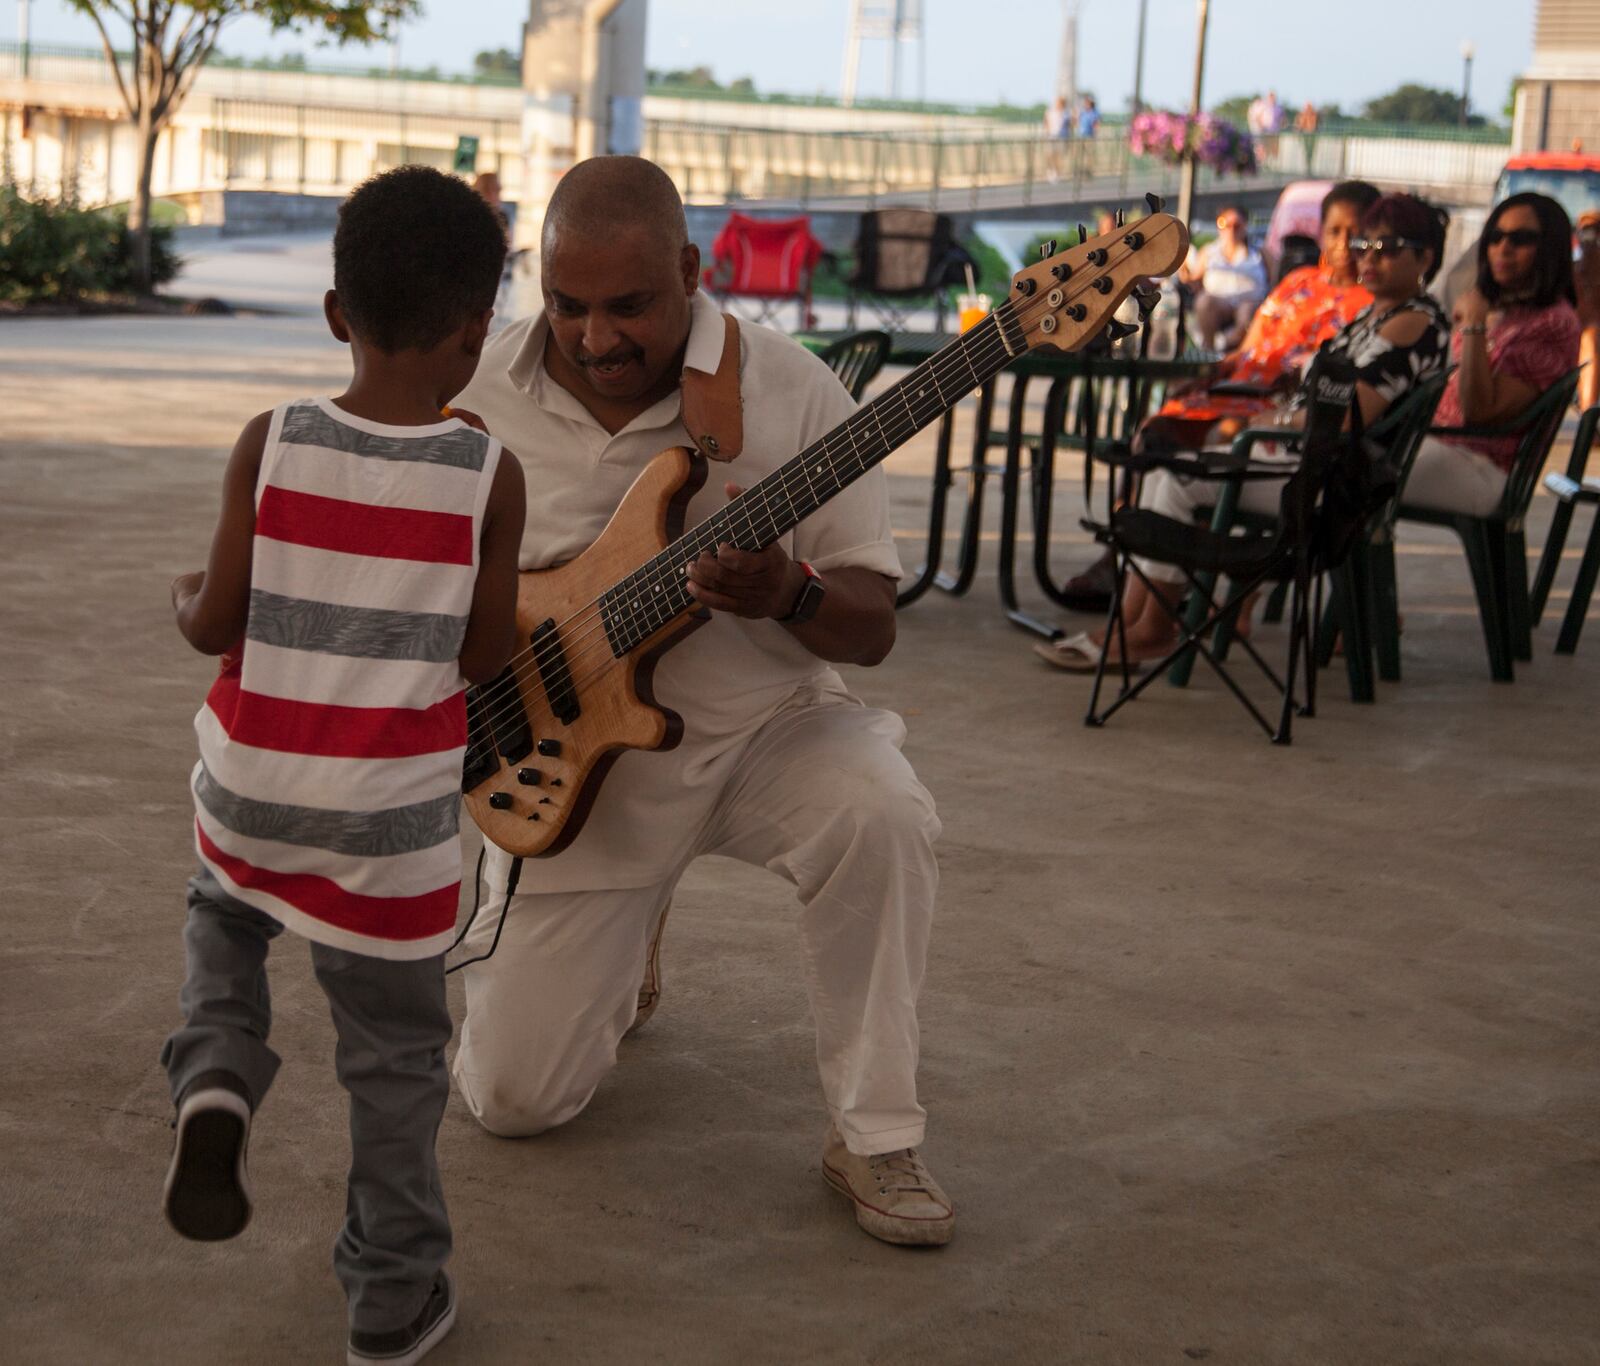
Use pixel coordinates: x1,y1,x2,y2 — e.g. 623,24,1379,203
958,292,991,333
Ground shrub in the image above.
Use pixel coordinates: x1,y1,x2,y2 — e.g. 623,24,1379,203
0,188,180,303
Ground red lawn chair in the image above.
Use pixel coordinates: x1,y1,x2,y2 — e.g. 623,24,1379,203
703,212,824,329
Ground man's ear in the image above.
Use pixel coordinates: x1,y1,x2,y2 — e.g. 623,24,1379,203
681,242,701,296
324,290,351,344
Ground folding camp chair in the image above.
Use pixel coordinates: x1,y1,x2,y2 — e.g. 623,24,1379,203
846,209,977,334
703,212,825,329
1081,355,1362,744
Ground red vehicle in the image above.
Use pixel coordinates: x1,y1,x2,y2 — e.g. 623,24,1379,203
1494,151,1600,226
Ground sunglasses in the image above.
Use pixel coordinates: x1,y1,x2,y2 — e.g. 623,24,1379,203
1348,236,1423,257
1484,227,1540,248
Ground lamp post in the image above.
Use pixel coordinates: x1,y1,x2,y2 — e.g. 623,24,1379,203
1459,39,1475,128
1176,0,1210,230
1130,0,1149,115
18,0,30,79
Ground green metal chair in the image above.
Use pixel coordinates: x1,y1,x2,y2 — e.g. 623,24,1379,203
816,329,892,402
1528,403,1600,643
1395,368,1582,682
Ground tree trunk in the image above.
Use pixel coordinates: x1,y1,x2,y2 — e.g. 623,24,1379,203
128,100,159,295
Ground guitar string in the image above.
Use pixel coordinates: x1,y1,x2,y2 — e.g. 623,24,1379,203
465,226,1175,752
463,299,1036,748
464,224,1178,750
463,302,1032,745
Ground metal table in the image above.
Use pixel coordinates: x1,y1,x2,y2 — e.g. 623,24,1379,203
798,331,1218,634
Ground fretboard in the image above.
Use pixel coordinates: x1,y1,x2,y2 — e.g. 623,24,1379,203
599,304,1028,654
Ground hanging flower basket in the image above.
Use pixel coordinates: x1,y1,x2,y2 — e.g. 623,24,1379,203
1129,110,1257,176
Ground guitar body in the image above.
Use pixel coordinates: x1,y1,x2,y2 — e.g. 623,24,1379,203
463,444,708,858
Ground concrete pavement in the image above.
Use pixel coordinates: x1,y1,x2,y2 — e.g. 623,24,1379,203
1,236,1597,1364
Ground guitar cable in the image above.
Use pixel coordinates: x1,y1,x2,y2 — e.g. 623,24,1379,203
445,846,522,975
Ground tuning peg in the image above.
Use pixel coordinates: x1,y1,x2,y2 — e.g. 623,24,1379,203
1105,318,1140,342
1145,191,1164,214
1039,239,1057,260
1077,222,1088,244
1115,208,1125,228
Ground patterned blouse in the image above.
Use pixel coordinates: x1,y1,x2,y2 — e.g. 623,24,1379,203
1309,293,1451,421
1432,300,1580,472
1157,265,1373,426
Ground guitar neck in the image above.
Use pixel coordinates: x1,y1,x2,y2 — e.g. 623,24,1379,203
599,305,1028,654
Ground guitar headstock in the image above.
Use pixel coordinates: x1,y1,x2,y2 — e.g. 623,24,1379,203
1006,205,1189,355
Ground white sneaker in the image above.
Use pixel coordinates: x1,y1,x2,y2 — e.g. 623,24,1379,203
821,1125,954,1246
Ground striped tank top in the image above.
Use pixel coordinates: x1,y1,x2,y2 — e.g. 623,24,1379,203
192,398,503,960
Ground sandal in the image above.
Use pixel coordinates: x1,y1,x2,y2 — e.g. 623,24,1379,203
1033,630,1157,674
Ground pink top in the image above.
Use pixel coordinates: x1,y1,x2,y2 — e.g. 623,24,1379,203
1433,301,1581,472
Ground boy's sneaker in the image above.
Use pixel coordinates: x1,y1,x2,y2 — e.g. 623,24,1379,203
163,1070,253,1241
348,1272,457,1366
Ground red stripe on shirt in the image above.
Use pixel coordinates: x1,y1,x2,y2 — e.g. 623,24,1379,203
257,485,475,565
205,669,465,759
197,823,458,941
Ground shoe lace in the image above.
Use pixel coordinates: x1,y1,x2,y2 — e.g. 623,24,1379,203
867,1147,936,1197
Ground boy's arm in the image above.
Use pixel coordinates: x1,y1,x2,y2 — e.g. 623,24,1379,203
457,448,527,685
173,412,271,656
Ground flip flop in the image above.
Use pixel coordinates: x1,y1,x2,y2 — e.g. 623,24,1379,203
1033,631,1155,675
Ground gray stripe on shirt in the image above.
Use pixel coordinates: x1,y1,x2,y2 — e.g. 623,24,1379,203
246,589,467,663
280,403,490,472
195,764,460,859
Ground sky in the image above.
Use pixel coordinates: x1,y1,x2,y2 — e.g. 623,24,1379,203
12,0,1535,118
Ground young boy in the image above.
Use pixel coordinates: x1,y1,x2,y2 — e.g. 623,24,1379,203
160,165,525,1366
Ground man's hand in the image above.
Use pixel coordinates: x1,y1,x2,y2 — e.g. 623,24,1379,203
684,482,803,619
443,406,491,433
172,570,205,612
1454,287,1490,330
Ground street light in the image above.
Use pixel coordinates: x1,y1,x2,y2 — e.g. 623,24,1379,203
1460,39,1475,128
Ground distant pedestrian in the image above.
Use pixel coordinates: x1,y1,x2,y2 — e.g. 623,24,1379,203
1077,94,1101,139
1295,100,1320,169
1044,94,1070,179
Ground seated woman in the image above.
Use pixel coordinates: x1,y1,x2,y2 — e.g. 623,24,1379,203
1158,180,1382,447
1059,181,1381,609
1403,192,1581,518
1039,193,1452,671
1180,205,1270,352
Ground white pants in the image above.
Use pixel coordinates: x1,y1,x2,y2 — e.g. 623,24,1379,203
1133,448,1296,584
1400,436,1507,518
451,698,941,1157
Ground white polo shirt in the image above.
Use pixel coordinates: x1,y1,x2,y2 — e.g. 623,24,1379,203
453,290,903,889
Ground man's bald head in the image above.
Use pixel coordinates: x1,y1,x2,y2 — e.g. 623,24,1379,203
542,156,689,260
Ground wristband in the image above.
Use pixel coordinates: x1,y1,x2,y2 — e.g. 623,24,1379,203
1457,323,1487,336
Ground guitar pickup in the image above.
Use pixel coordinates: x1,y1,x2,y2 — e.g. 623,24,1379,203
531,619,581,725
462,684,504,791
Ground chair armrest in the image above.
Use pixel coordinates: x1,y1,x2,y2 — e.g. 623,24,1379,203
1228,426,1304,459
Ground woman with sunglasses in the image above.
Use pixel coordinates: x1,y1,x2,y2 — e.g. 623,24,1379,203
1054,181,1382,612
1038,193,1450,671
1402,193,1580,518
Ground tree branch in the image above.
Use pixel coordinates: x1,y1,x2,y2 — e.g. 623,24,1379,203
80,6,140,119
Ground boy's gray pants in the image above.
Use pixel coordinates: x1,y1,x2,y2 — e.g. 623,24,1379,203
160,867,452,1334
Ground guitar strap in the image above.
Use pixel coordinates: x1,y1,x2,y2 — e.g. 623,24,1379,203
680,312,744,462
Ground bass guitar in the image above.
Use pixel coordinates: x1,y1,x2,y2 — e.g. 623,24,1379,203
462,200,1189,856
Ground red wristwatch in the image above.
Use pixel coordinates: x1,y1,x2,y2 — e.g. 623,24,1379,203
778,561,826,624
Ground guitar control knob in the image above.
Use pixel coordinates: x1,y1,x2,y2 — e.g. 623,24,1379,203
1086,248,1108,266
1092,276,1114,294
516,768,541,785
488,792,514,810
537,739,562,757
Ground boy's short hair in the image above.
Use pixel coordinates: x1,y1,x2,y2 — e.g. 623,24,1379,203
334,166,507,353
